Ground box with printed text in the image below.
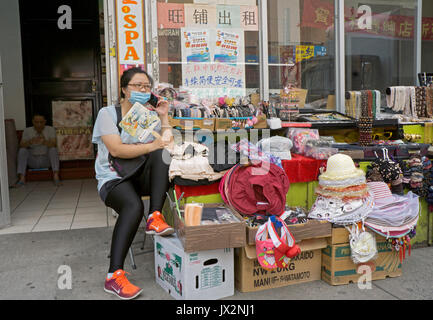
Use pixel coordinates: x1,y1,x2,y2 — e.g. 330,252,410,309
154,234,234,300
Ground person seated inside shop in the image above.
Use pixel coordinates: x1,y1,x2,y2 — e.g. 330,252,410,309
13,113,61,187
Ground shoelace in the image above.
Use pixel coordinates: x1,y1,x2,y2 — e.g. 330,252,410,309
115,272,132,289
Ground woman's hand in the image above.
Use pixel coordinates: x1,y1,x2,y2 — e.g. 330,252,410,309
149,136,170,152
154,99,169,118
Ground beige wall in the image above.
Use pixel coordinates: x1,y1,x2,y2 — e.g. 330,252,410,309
0,0,26,130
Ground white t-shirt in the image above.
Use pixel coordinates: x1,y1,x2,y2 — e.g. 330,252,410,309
22,126,57,156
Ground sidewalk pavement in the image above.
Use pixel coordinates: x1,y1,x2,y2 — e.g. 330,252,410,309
0,226,432,300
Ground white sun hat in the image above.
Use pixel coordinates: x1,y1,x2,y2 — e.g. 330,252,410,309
319,153,365,181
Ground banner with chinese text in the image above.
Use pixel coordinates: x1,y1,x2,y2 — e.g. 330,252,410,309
157,4,258,31
181,63,246,98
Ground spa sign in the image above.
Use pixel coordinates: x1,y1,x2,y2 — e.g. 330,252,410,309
116,0,145,65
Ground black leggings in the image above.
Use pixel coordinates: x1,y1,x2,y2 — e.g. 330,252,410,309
103,149,171,273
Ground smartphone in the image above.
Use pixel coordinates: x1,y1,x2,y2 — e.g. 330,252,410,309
148,92,160,108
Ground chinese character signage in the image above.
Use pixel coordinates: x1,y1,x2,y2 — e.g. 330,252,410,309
52,100,94,161
295,45,315,63
216,5,240,28
115,0,145,65
157,4,258,31
184,4,217,28
157,3,185,29
182,63,246,98
240,5,258,31
301,0,433,41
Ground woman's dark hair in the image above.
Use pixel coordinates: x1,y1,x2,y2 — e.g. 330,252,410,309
119,67,154,99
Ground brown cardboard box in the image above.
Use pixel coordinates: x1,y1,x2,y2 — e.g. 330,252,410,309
322,234,402,286
173,203,246,253
235,238,328,292
246,220,332,246
328,226,351,245
168,116,215,131
252,114,268,129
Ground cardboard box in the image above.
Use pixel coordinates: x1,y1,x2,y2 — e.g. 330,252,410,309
246,220,332,246
234,238,328,292
169,116,215,131
173,203,246,253
154,235,234,300
328,226,351,245
321,235,402,286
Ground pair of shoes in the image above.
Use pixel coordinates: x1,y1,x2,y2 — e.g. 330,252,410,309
145,211,174,236
53,179,63,187
104,269,143,300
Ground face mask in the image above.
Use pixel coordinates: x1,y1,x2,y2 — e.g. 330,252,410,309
129,91,151,105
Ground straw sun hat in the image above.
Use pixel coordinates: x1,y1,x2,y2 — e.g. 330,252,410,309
319,153,365,181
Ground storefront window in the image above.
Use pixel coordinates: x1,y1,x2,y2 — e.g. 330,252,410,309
421,0,433,85
344,0,417,98
156,0,260,98
268,0,336,109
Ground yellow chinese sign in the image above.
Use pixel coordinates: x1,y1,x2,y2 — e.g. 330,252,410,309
295,45,315,63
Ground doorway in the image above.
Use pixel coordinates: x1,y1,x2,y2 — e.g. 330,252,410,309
19,0,103,125
0,0,110,234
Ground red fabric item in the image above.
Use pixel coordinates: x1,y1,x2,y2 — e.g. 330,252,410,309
175,182,220,199
281,154,326,184
228,163,289,216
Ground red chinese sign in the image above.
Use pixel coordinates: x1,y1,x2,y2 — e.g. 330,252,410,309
301,0,433,41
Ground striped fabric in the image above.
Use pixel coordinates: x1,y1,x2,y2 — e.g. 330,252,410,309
367,181,392,201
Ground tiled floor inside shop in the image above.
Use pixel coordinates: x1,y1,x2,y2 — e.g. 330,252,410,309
0,179,116,235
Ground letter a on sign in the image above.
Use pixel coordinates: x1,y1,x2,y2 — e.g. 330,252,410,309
357,5,372,30
58,5,72,30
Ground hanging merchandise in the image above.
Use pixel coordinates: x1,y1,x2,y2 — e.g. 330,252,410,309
386,86,433,119
308,153,374,225
366,148,404,195
386,233,415,263
219,161,289,217
255,215,301,271
346,223,378,264
345,90,381,120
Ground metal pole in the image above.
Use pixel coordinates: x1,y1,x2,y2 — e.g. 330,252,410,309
415,0,422,85
259,0,269,101
104,0,119,106
335,0,345,113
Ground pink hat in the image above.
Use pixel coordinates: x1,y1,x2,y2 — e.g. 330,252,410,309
367,181,404,206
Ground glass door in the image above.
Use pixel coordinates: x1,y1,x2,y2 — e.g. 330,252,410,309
0,55,11,228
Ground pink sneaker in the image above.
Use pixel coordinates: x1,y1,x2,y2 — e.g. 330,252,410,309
104,269,142,300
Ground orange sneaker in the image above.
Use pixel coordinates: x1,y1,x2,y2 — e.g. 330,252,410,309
145,211,174,236
104,269,143,300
